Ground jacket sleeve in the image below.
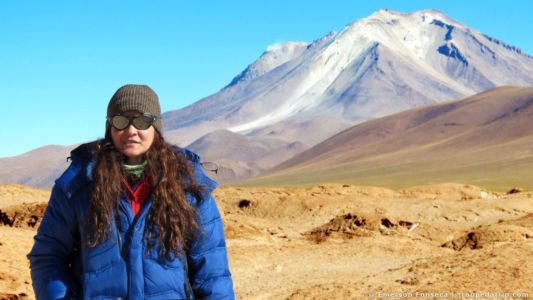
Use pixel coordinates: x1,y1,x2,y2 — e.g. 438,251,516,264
28,184,80,300
187,193,235,299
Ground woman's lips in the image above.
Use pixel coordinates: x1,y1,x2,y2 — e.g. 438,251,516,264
124,140,140,146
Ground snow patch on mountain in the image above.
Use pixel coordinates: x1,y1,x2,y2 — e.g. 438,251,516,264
226,41,309,87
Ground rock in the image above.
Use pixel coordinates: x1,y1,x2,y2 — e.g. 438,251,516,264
507,188,524,194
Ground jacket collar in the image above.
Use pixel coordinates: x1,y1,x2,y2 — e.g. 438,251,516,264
55,142,97,198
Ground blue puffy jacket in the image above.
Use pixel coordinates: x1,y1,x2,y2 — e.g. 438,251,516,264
28,142,234,299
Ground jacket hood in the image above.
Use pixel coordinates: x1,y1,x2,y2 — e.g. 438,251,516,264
55,142,218,199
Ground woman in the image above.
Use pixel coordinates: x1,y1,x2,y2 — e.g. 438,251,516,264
28,84,234,299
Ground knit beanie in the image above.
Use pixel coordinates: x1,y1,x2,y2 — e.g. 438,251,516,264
107,84,163,133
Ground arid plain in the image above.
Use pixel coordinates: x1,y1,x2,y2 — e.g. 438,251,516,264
0,183,531,299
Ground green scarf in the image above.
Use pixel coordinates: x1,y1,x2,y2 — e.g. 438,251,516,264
122,160,147,180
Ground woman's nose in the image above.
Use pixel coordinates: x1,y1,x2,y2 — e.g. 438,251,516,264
126,124,138,134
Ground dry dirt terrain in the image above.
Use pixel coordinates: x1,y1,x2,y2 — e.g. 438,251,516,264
0,183,532,299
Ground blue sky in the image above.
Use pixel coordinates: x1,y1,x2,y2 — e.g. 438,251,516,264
1,0,532,158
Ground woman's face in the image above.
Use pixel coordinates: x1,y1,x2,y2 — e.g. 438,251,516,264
110,111,155,164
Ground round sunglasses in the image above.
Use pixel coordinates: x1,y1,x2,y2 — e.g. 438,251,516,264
107,114,158,130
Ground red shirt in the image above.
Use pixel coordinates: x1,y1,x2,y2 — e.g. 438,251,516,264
120,175,153,217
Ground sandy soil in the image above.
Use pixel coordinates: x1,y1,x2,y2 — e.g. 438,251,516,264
0,185,49,209
0,183,531,299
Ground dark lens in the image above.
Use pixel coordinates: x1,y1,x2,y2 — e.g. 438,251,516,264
132,116,153,130
111,115,130,130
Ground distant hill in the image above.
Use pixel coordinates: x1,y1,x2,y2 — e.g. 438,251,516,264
241,87,533,191
0,145,74,188
186,129,307,182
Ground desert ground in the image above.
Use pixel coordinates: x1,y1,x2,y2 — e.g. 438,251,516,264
0,183,532,299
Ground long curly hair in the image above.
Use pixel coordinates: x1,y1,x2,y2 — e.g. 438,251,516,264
86,127,204,257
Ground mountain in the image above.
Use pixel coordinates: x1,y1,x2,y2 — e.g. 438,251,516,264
240,86,533,191
163,9,533,149
160,9,533,181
